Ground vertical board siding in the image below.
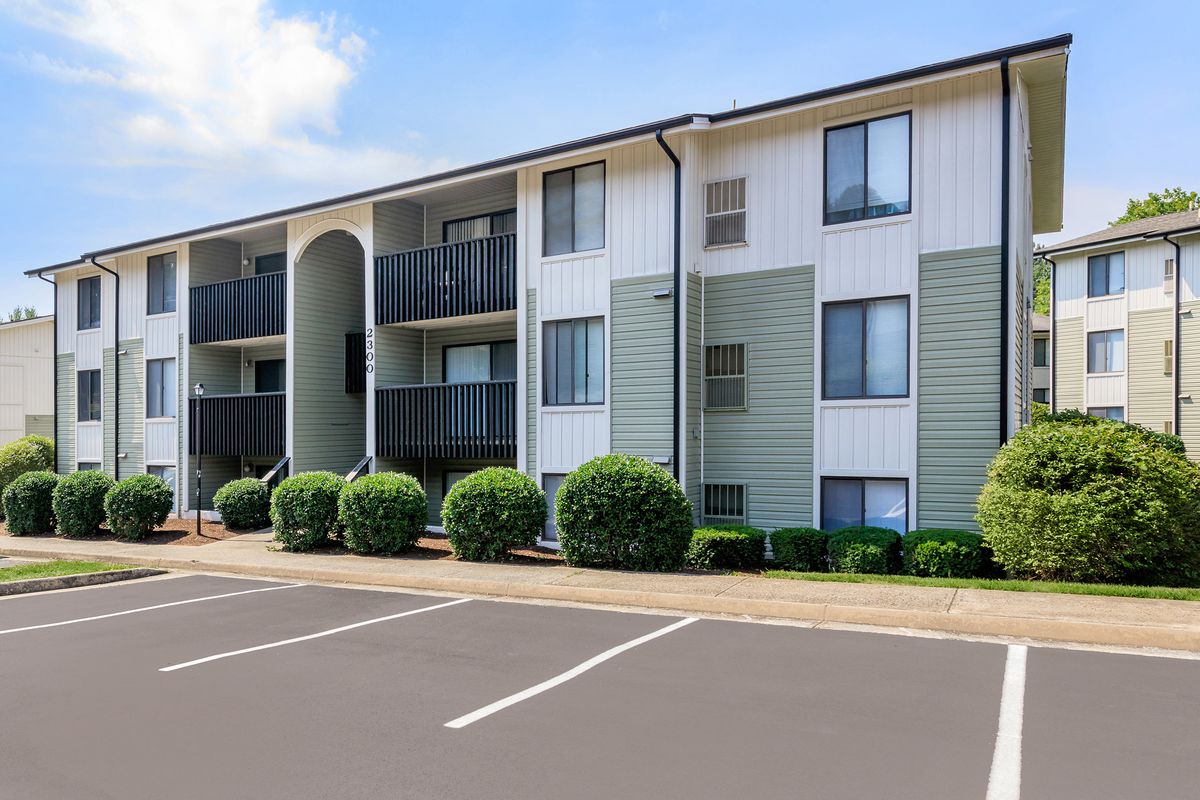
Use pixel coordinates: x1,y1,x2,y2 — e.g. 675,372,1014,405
76,330,102,370
1086,296,1125,331
917,246,1001,530
1126,241,1175,312
1053,253,1087,320
610,275,674,458
373,199,424,257
77,423,102,464
0,318,54,446
538,254,609,317
1180,239,1200,303
685,272,702,514
526,289,537,476
102,347,115,475
145,315,178,360
117,339,144,479
1179,301,1200,455
1085,374,1124,407
292,231,366,474
145,420,177,464
538,409,608,472
820,405,912,471
1054,317,1085,412
702,266,814,529
56,353,75,472
609,140,672,279
820,219,913,297
1127,308,1173,431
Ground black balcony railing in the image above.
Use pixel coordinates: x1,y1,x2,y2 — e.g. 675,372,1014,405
376,380,516,460
190,272,286,344
189,392,285,456
374,232,516,325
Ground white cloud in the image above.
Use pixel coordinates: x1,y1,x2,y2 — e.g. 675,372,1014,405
4,0,435,188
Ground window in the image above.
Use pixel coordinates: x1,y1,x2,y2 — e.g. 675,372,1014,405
147,466,177,510
78,276,101,330
444,470,474,500
822,478,906,534
146,358,177,418
77,462,100,472
1087,330,1125,373
703,483,746,525
147,253,177,314
77,370,101,421
823,297,909,399
444,341,517,383
543,162,605,256
824,113,911,225
255,359,285,393
1165,340,1174,376
543,474,565,542
255,253,286,275
1165,258,1176,294
704,177,747,247
1088,407,1124,422
704,343,746,410
444,209,517,243
543,318,604,405
1033,388,1049,404
1087,252,1125,298
1033,337,1049,368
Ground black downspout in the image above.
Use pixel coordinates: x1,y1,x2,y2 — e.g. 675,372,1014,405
36,272,58,474
89,257,120,477
1163,235,1182,436
999,56,1011,445
1043,255,1057,413
655,129,682,481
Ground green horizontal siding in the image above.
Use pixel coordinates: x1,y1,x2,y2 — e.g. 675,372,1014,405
1179,301,1200,457
102,347,115,477
611,275,674,460
24,414,53,439
118,339,144,479
1127,308,1173,434
56,353,75,473
685,272,702,516
1053,316,1085,413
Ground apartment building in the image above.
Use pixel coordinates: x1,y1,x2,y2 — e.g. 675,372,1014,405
26,35,1070,536
0,314,54,446
1032,313,1050,404
1041,209,1200,452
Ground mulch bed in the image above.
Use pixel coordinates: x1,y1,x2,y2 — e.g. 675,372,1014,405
0,517,244,547
407,531,565,565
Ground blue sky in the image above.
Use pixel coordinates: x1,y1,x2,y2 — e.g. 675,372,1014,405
1,1,1195,312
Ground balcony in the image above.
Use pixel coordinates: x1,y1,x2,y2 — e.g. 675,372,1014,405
189,392,285,456
374,232,516,325
376,380,516,460
190,272,286,345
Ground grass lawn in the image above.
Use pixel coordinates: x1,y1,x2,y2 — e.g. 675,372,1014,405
763,570,1200,601
0,560,131,583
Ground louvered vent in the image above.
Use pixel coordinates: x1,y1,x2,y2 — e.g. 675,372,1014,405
704,343,746,409
704,177,747,247
703,483,746,525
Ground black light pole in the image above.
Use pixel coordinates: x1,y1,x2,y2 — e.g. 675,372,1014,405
194,383,204,539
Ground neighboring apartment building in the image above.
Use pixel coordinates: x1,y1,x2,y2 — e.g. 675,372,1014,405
1032,313,1050,404
1041,208,1200,452
25,35,1070,536
0,314,54,447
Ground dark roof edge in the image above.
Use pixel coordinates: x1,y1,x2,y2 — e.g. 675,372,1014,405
1036,222,1200,257
30,33,1072,274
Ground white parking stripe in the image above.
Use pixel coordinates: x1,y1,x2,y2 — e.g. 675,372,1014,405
159,597,472,672
986,644,1028,800
0,582,304,636
445,616,699,729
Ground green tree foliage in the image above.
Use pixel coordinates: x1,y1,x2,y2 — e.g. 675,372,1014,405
1032,254,1051,316
1111,187,1199,226
6,306,37,322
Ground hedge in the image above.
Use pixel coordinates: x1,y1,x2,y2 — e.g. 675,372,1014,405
213,478,271,530
556,454,694,571
441,468,545,561
271,472,345,551
827,526,902,574
686,525,766,570
769,527,828,572
52,470,115,538
902,529,985,578
1,470,59,535
0,435,54,519
340,472,427,555
104,474,173,541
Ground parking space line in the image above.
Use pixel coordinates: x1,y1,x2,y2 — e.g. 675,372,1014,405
986,644,1028,800
444,616,699,729
0,582,304,636
159,597,472,672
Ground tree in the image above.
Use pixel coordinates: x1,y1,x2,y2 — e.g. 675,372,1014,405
1111,187,1199,226
1033,254,1051,316
6,306,36,322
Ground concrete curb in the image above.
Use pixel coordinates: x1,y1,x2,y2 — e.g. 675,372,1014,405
1,543,1198,652
0,567,167,597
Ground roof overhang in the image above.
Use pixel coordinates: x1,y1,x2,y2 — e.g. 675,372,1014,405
1017,51,1070,235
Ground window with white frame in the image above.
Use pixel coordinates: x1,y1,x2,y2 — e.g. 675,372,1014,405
1087,252,1125,298
703,483,746,525
148,465,177,510
704,178,747,247
543,474,565,542
1087,407,1124,422
704,343,746,410
146,358,177,418
77,462,101,471
543,162,605,257
1164,258,1176,294
543,318,604,405
77,370,101,421
824,113,911,225
822,478,906,534
1087,330,1125,373
147,253,177,314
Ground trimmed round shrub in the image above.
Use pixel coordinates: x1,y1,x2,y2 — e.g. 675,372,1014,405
441,468,546,561
0,435,55,519
2,470,59,535
978,418,1200,584
270,471,345,551
556,454,694,571
339,472,427,555
52,470,115,538
104,474,173,541
769,527,828,572
902,529,985,578
827,526,903,574
1039,407,1186,456
686,525,766,570
213,478,271,530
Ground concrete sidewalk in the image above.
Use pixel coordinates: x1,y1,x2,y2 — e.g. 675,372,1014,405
2,533,1198,652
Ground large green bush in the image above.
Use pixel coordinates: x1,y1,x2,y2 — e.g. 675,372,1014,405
685,525,766,570
0,435,54,519
978,418,1200,584
902,529,986,578
2,470,59,535
52,470,114,538
213,478,271,530
1039,408,1186,456
556,454,694,571
827,526,902,574
340,472,427,555
104,474,173,541
271,472,345,551
441,468,546,561
769,528,828,572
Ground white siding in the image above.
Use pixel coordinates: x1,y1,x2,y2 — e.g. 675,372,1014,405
1128,240,1177,312
820,219,914,298
1086,296,1125,331
145,315,178,360
538,254,609,318
0,318,54,421
538,409,609,473
1054,253,1087,320
77,423,102,462
609,139,673,279
76,330,102,370
144,419,177,463
819,404,912,473
1086,374,1125,407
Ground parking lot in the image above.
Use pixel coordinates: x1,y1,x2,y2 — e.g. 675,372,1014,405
1,574,1197,799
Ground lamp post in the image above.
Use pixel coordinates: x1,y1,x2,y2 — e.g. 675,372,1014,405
193,383,204,540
